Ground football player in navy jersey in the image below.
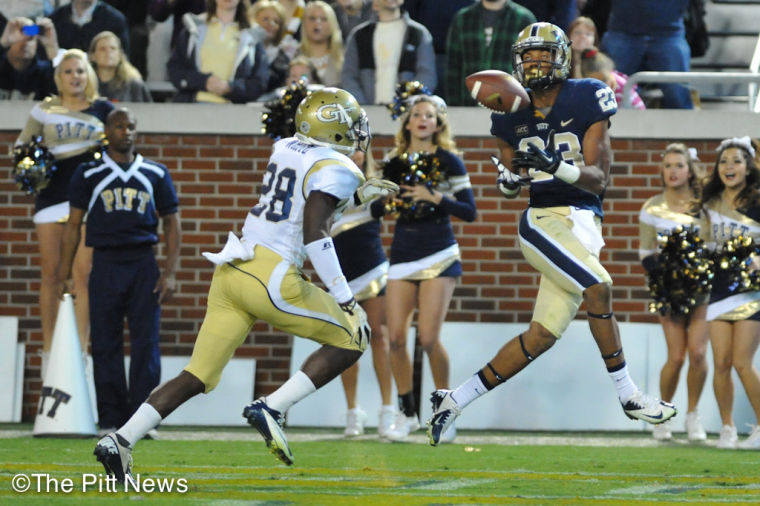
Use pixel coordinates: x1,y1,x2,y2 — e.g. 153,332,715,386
56,107,180,435
426,22,676,446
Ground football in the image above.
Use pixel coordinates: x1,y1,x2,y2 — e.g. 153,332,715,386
465,70,530,114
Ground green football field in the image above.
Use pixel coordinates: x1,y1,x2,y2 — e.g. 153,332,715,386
1,425,758,505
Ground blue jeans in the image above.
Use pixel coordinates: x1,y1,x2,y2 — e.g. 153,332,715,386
601,30,693,109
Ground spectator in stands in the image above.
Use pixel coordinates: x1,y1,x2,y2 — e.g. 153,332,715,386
342,0,437,105
287,55,320,83
638,143,707,442
279,0,305,37
579,0,611,40
601,0,693,109
567,15,598,78
167,0,268,104
0,16,58,100
148,0,205,49
256,54,322,102
277,0,305,57
513,0,576,31
89,30,152,102
0,1,50,19
445,0,535,106
103,1,150,78
580,47,645,110
331,0,372,41
404,0,475,100
50,0,130,56
16,48,115,377
297,0,343,87
250,0,291,93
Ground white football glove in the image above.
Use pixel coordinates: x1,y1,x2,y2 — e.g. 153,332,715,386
354,177,399,205
339,298,370,350
491,155,530,198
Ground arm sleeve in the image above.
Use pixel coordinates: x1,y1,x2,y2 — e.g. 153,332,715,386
340,33,367,104
436,152,477,222
167,30,210,92
444,16,465,106
67,164,90,211
638,205,658,260
304,161,361,202
370,198,387,219
414,27,437,92
438,188,477,222
16,104,44,145
155,166,179,216
227,41,269,103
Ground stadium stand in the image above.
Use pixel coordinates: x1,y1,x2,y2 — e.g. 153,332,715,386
690,0,760,109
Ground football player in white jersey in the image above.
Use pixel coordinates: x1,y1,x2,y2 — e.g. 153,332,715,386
93,88,398,480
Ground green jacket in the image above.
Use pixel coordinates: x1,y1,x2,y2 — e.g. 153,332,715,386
445,2,536,106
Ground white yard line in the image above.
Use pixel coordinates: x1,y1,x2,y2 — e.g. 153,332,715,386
0,428,717,447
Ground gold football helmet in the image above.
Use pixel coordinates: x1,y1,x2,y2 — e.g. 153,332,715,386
295,87,370,154
512,22,571,89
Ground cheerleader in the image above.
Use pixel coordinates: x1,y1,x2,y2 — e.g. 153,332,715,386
332,150,394,438
16,48,114,376
638,143,708,441
372,95,476,442
701,137,760,449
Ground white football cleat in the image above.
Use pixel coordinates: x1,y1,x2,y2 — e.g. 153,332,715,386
93,432,133,482
621,391,676,425
427,390,462,447
243,398,294,465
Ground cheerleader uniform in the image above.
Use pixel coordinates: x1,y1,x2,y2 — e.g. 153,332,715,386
15,96,114,223
373,147,476,280
331,203,388,301
704,199,760,321
638,193,709,307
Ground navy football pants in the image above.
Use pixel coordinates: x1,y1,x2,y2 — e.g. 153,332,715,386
89,246,161,428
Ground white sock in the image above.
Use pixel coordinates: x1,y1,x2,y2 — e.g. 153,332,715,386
265,370,316,413
116,403,162,447
450,374,489,409
608,364,638,402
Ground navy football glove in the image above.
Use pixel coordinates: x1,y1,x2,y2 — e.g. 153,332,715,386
511,129,561,174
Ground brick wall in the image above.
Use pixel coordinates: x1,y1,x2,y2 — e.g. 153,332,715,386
0,131,720,421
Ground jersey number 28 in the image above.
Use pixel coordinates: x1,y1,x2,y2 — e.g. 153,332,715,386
250,163,296,222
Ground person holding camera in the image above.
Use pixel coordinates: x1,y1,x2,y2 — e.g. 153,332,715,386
0,17,59,100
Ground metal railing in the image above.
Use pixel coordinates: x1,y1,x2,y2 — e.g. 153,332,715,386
621,71,760,111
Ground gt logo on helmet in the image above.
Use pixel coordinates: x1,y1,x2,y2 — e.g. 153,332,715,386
316,103,356,125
